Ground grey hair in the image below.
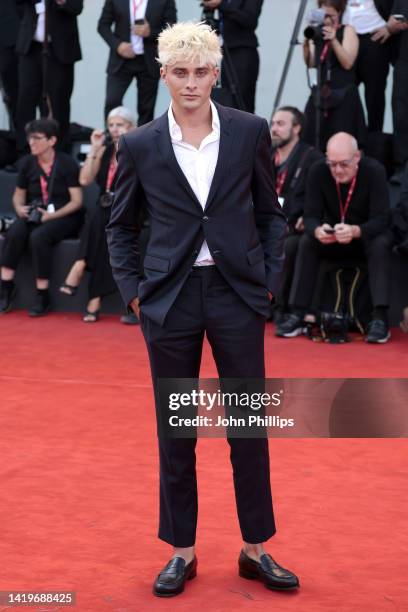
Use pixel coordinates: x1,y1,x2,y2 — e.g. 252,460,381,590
107,106,137,126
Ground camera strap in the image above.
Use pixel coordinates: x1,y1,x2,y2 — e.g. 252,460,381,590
105,152,117,193
39,154,58,206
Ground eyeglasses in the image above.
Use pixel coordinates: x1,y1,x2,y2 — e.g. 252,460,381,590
27,134,47,142
326,157,355,169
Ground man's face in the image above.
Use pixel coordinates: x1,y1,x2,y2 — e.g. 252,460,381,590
161,60,219,112
270,111,298,148
326,147,360,183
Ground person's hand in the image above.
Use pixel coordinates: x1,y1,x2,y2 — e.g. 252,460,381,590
38,208,52,223
202,0,222,8
315,224,337,244
90,129,106,149
385,16,408,36
371,25,391,43
322,25,336,41
129,297,140,318
133,20,151,38
117,42,136,59
295,216,305,232
334,223,361,244
16,204,30,219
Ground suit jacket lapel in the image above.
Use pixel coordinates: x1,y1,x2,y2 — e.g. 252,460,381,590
120,0,131,25
154,113,203,212
204,104,234,212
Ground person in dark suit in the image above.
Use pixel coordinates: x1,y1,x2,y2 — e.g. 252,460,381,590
0,0,22,129
202,0,264,113
97,0,177,125
15,0,83,154
107,21,299,598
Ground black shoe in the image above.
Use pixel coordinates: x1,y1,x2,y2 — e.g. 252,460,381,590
120,313,139,325
365,319,390,344
275,313,304,338
28,290,50,317
238,550,299,591
153,556,197,597
0,281,16,314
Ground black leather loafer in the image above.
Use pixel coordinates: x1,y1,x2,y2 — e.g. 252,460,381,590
238,550,299,590
153,556,197,597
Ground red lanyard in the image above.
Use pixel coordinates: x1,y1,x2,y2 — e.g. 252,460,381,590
336,175,357,223
39,154,55,205
274,151,288,197
105,156,117,192
320,26,340,64
132,0,143,19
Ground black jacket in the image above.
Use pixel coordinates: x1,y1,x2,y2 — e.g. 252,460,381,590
97,0,177,78
304,157,390,240
374,0,394,20
220,0,263,49
106,103,287,326
0,0,21,49
271,141,323,227
15,0,83,64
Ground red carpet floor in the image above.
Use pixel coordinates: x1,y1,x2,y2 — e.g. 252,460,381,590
0,312,407,612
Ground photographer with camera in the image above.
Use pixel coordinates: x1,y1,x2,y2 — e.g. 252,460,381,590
270,106,323,325
303,0,367,151
98,0,177,125
201,0,264,113
59,107,136,323
0,118,83,316
278,132,393,343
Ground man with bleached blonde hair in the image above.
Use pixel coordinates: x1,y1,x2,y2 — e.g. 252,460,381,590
107,21,299,597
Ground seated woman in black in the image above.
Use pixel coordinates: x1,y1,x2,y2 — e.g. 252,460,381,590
0,118,83,316
59,106,136,322
303,0,367,151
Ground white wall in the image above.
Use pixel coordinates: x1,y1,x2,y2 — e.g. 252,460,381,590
0,0,393,131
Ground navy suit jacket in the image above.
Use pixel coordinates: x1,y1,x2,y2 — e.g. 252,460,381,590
106,103,287,326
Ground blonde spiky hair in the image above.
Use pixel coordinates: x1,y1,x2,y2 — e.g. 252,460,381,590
157,21,222,68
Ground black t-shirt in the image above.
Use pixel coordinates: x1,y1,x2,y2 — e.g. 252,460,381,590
17,152,80,210
304,156,390,239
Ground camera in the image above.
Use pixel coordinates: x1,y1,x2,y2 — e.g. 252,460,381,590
0,215,16,233
100,191,114,208
304,8,325,40
104,129,114,146
27,199,44,225
199,2,220,32
320,311,350,344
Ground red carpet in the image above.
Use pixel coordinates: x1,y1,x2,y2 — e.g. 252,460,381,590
0,312,407,611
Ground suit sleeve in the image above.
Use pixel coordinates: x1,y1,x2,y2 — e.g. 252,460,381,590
304,162,326,236
106,136,144,307
148,0,177,40
359,163,390,239
220,0,263,31
251,119,288,296
55,0,83,16
97,0,121,52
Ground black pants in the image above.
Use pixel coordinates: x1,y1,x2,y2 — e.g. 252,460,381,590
289,233,393,311
0,46,19,128
16,42,74,153
221,47,259,114
392,59,408,166
140,266,276,548
104,56,159,125
1,214,83,279
274,232,301,313
356,34,390,133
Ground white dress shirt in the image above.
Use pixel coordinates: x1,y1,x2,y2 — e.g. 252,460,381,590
129,0,148,55
34,1,46,43
342,0,385,34
168,101,220,266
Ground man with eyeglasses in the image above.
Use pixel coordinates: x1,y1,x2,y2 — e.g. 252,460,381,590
276,131,393,343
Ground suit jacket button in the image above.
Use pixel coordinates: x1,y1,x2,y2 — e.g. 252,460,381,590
202,216,209,222
213,250,220,255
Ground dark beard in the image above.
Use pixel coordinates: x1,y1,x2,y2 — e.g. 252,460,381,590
271,135,292,149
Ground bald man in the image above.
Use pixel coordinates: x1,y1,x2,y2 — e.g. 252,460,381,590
276,132,393,343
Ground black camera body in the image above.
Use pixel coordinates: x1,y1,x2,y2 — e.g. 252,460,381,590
100,191,114,208
320,311,351,344
304,8,325,41
27,199,44,225
200,2,220,32
104,129,114,146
